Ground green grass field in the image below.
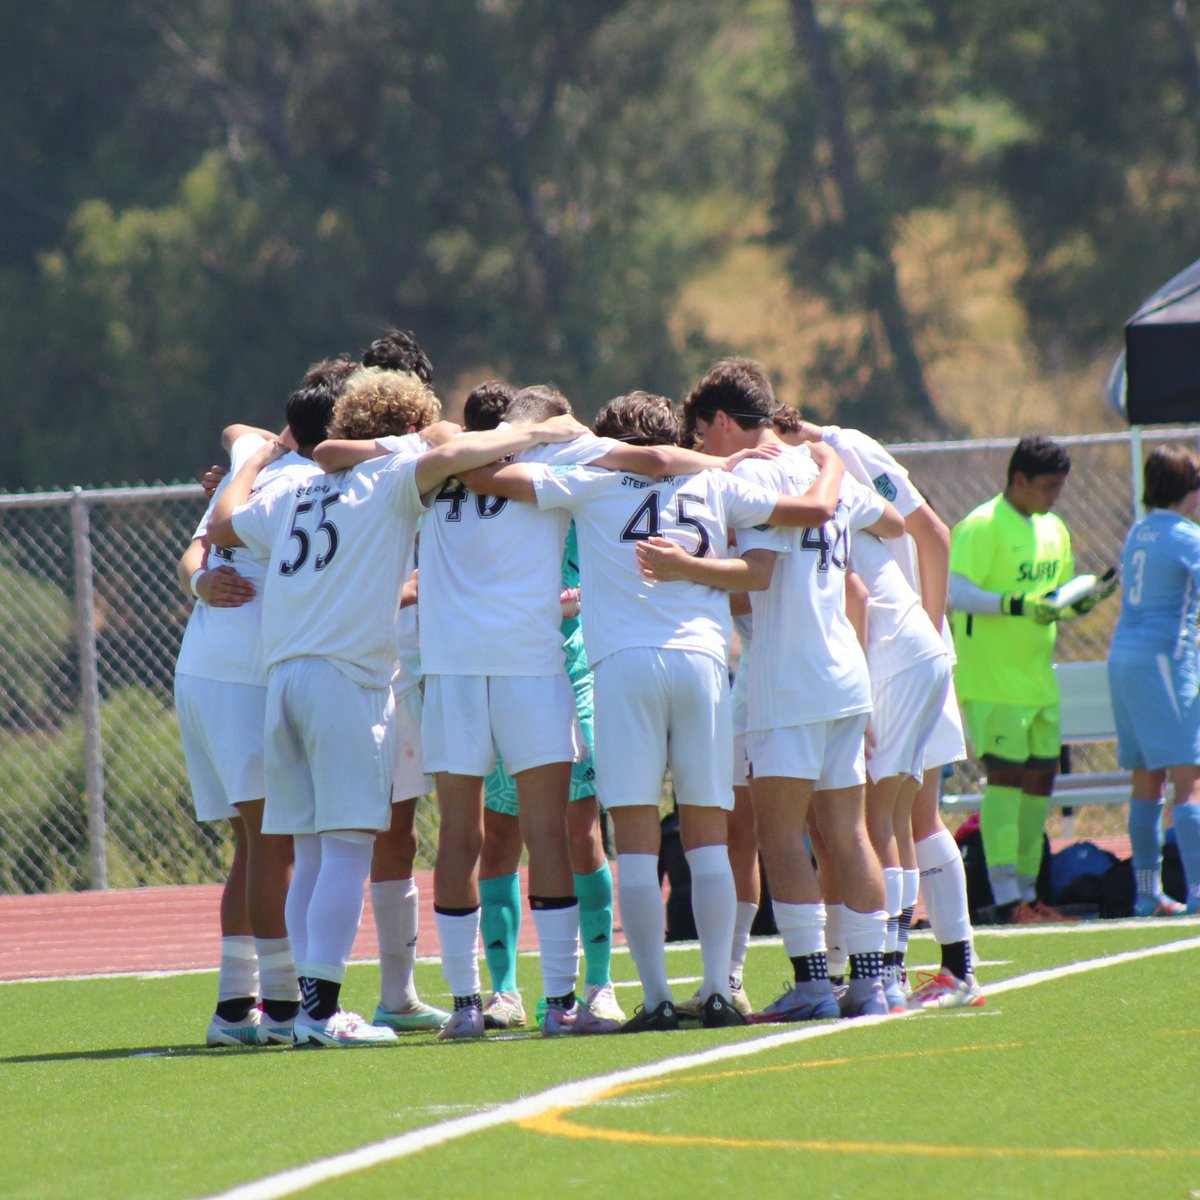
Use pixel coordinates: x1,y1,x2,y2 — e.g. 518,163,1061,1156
6,921,1199,1200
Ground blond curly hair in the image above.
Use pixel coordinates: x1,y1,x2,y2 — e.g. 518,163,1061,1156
327,366,441,439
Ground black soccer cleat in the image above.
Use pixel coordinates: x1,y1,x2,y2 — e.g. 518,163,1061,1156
619,1000,680,1034
700,993,747,1029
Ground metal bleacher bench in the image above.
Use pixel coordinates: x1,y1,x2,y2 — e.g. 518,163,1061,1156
940,661,1132,815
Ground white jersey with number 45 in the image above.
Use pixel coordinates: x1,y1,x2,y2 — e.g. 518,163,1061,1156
530,465,779,668
231,454,428,689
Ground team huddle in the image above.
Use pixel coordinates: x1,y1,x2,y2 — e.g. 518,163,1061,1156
175,330,985,1048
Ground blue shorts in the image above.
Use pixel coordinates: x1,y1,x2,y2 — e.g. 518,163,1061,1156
1109,655,1200,770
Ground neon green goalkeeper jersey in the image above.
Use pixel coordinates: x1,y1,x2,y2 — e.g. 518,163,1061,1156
949,493,1073,706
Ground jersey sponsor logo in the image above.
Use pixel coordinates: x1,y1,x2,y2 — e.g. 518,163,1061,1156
872,472,898,501
1016,559,1061,583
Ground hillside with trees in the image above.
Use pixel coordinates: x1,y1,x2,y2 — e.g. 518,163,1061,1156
5,0,1200,489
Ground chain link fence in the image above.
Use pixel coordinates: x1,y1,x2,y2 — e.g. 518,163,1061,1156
2,426,1197,894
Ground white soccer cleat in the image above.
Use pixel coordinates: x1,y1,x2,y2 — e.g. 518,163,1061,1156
907,970,985,1010
373,999,451,1032
205,1010,265,1047
729,980,753,1017
569,983,625,1035
584,982,625,1023
260,1016,297,1045
481,990,527,1030
294,1009,399,1047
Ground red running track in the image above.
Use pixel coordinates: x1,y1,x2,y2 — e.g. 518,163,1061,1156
0,836,1129,982
0,868,546,982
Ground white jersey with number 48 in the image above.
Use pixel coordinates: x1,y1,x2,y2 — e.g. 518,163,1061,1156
736,446,885,731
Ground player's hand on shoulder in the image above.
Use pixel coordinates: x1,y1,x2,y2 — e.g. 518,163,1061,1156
197,565,256,608
538,413,591,442
806,440,842,470
422,420,462,448
636,536,690,581
200,464,227,497
724,445,782,470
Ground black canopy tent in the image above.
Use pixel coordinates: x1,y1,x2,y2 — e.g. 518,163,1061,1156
1108,255,1200,424
1106,256,1200,519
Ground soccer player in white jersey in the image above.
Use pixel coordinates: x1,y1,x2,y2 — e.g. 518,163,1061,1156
845,525,952,1010
775,409,982,1008
673,599,760,1022
206,368,580,1047
313,375,460,1034
674,360,903,1020
426,382,798,1038
175,360,353,1046
456,384,625,1035
464,391,846,1031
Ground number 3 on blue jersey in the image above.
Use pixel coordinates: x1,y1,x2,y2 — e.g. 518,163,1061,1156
620,491,711,558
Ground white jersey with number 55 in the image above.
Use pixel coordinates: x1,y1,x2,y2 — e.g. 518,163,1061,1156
231,454,428,688
530,465,778,668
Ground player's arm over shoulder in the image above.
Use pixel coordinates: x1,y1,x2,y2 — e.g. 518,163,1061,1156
457,462,538,502
865,498,905,539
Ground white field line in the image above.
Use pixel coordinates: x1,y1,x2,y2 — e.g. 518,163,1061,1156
198,933,1200,1200
10,916,1197,987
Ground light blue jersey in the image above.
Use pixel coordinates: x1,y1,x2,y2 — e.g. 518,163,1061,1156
1109,509,1200,675
1108,509,1200,770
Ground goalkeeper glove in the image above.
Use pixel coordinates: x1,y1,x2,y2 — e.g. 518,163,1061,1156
1065,567,1119,617
1000,593,1061,624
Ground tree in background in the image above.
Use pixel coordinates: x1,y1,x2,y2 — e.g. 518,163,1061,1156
773,0,939,434
5,1,1200,486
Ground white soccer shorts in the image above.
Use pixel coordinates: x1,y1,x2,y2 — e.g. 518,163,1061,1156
174,674,266,821
421,672,584,777
732,732,751,788
747,714,869,790
923,673,968,771
593,647,734,810
263,657,394,835
867,655,952,784
391,682,431,801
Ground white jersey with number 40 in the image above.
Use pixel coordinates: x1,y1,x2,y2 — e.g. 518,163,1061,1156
417,430,617,678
